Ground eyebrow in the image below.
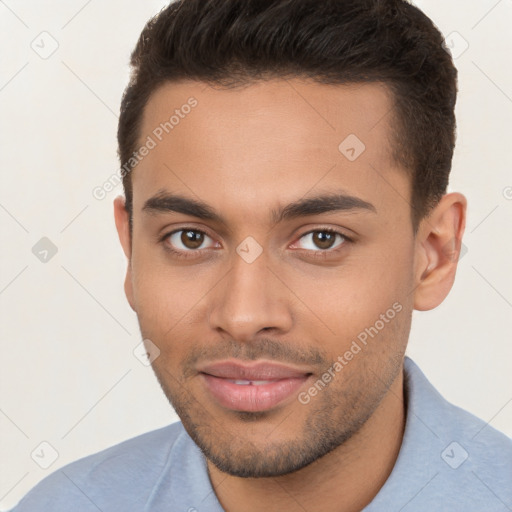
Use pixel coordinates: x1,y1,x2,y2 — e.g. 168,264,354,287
142,189,376,225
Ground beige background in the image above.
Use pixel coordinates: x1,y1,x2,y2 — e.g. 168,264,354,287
1,0,511,509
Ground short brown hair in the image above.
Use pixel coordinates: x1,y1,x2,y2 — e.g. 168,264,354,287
117,0,458,232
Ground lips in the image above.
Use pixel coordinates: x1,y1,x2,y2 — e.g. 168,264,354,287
198,360,311,412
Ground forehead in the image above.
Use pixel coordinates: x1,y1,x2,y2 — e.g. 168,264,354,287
131,78,408,226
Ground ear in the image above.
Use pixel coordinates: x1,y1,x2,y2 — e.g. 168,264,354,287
413,192,467,311
113,195,136,312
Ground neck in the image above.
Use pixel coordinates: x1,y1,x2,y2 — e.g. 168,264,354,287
207,368,406,512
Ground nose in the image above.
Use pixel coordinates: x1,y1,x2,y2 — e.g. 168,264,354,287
208,249,293,342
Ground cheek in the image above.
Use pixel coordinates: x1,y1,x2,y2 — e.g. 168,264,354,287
347,233,415,305
130,253,216,352
130,257,182,337
284,251,411,328
130,229,414,359
274,245,414,362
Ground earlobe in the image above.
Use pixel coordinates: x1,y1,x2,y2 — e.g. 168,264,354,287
413,193,467,311
113,195,136,312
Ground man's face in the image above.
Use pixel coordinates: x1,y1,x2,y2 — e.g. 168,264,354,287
119,79,419,477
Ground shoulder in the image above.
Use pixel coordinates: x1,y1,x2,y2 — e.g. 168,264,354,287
404,357,512,455
9,422,186,512
433,386,512,495
404,358,512,507
368,359,512,511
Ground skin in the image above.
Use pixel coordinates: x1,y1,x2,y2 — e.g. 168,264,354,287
114,78,466,512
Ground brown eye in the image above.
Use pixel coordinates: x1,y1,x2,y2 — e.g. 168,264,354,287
312,231,337,249
181,230,204,249
297,230,347,251
166,229,216,252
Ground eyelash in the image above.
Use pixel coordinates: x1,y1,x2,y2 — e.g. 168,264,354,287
160,227,353,260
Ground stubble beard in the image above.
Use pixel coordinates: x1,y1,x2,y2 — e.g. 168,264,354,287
150,354,403,479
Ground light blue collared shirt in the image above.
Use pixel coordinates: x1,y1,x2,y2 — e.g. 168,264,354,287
10,357,512,511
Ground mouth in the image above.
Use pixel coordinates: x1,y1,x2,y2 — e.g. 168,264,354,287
198,360,313,412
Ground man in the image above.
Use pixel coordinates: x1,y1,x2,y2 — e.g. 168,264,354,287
11,0,512,510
